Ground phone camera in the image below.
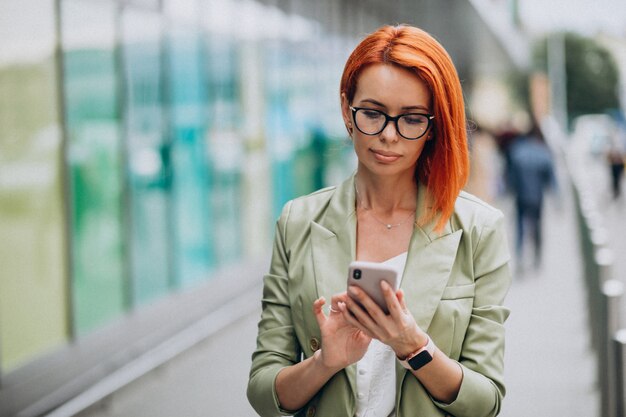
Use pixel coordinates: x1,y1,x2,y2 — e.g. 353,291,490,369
353,269,362,279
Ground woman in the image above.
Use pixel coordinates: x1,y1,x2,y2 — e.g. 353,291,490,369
248,25,511,417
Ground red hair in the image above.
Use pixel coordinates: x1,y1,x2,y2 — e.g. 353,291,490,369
340,25,469,232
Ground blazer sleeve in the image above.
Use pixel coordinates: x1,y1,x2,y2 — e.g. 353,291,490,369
247,201,302,417
434,210,512,417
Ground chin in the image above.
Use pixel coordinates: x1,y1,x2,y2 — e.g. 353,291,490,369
361,163,414,178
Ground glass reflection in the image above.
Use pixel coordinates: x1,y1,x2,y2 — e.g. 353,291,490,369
166,11,214,286
204,4,244,266
122,8,172,304
62,0,126,334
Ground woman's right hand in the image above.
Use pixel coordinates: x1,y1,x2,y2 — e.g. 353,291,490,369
274,294,371,412
312,294,371,371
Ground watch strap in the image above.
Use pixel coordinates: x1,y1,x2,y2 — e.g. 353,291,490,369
399,335,435,371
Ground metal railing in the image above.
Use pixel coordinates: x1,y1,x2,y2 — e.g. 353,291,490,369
570,167,625,417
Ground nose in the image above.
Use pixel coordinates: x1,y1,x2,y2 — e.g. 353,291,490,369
379,119,400,143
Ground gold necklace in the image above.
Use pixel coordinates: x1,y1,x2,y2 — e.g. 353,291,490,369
354,181,416,230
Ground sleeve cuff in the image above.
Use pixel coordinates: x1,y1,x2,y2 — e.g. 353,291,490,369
431,364,503,417
273,367,301,416
248,366,298,416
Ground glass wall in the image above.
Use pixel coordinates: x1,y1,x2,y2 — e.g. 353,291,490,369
0,0,69,371
203,0,245,266
0,0,355,378
164,0,214,287
122,8,173,305
61,0,127,335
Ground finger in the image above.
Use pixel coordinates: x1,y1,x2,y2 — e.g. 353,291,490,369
396,289,408,311
313,297,327,327
331,292,349,303
345,289,381,332
330,293,348,314
389,290,413,322
338,302,376,338
348,285,386,322
380,280,404,321
396,289,406,308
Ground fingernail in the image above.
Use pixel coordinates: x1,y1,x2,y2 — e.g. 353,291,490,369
348,286,358,295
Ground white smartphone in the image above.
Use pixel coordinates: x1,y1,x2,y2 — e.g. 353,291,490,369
347,260,399,314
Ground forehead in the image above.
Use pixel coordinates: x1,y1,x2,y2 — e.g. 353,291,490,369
353,63,431,109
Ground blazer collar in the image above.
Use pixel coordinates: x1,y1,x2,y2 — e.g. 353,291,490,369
310,174,462,395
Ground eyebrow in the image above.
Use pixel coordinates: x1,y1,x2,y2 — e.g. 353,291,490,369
358,98,430,112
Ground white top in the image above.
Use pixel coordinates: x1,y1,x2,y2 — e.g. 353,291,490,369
354,252,408,417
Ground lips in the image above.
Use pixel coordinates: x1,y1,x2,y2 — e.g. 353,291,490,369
370,148,401,163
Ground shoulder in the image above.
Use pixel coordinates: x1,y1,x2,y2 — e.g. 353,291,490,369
451,192,510,269
279,185,336,224
276,185,338,242
451,191,505,236
285,185,336,216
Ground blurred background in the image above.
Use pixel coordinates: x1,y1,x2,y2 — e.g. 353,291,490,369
1,0,625,416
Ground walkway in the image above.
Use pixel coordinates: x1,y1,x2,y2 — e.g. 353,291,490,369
497,182,598,416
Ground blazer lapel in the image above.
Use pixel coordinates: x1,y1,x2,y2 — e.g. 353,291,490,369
399,182,463,331
401,227,463,331
310,175,357,302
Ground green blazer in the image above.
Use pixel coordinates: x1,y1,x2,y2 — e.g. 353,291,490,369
248,175,511,417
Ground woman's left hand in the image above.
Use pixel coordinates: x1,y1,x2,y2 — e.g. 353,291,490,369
338,281,428,359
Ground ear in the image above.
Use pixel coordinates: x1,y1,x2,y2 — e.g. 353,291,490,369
340,93,354,136
340,93,351,126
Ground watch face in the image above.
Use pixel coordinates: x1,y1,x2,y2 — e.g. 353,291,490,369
408,350,433,370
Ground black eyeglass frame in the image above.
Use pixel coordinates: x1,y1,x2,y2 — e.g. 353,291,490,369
349,106,435,140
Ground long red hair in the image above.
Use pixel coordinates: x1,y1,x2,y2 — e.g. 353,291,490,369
340,25,469,232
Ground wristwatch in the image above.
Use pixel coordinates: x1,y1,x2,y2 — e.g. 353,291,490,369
398,336,436,371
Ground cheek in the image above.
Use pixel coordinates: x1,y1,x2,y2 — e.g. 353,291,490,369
406,143,426,163
353,137,369,154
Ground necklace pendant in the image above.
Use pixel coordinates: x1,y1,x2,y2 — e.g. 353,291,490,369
386,224,392,230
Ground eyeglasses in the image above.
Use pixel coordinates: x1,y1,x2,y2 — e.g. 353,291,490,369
350,106,434,140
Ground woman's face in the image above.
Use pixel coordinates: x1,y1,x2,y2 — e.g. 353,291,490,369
342,63,433,180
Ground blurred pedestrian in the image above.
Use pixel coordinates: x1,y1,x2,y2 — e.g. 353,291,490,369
248,25,511,417
508,123,556,269
606,130,624,199
494,120,522,194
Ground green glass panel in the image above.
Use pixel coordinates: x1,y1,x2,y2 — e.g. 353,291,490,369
167,25,213,287
122,9,171,305
265,40,296,218
205,35,243,266
288,40,321,198
0,0,69,371
62,0,126,334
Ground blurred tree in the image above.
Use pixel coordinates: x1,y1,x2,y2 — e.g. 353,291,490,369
533,32,620,128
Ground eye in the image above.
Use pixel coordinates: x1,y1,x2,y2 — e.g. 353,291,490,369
402,114,428,125
360,109,383,120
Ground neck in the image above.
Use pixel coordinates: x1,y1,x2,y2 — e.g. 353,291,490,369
355,169,418,214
